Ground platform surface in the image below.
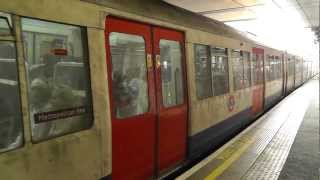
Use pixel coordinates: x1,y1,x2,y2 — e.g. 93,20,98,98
177,79,319,180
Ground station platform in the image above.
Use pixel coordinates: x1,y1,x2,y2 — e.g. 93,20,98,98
177,79,319,180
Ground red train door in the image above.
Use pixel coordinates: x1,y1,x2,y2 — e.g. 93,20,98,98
252,48,264,115
153,27,187,173
106,17,157,180
105,17,187,180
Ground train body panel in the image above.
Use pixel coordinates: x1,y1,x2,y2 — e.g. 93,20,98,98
185,28,256,158
186,28,254,136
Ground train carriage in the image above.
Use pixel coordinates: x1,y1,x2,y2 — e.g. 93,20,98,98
263,48,284,109
0,0,316,180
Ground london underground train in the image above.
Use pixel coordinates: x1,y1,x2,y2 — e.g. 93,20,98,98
0,0,316,180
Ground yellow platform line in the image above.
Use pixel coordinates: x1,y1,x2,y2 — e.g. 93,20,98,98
204,138,254,180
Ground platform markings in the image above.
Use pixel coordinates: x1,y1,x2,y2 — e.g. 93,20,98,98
204,137,254,180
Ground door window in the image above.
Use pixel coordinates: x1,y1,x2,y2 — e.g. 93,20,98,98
251,53,258,85
243,51,251,87
159,39,184,107
109,32,149,118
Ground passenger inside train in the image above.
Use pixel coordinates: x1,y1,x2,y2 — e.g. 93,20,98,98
22,18,93,141
109,32,149,118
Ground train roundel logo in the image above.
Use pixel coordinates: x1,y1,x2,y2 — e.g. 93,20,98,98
228,95,235,112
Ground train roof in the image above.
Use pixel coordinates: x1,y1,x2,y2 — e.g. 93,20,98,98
85,0,257,44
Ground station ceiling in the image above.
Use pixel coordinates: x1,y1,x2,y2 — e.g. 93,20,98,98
164,0,319,31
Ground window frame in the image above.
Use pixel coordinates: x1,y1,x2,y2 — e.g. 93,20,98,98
210,46,230,96
159,39,184,108
20,16,94,143
275,56,282,80
232,49,251,90
108,31,150,119
194,44,231,100
0,13,25,153
194,43,213,100
266,55,275,81
251,52,260,86
0,16,14,36
242,51,251,88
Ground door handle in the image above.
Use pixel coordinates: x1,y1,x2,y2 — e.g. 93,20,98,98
156,55,161,69
147,54,153,69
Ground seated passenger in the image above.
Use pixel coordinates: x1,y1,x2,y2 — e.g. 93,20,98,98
42,39,67,79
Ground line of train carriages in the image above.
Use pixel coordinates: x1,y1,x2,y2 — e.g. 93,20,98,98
0,0,317,180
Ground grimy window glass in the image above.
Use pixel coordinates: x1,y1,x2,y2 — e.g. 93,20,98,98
288,58,294,76
258,53,264,84
269,55,281,80
295,58,300,73
109,32,149,118
251,53,259,86
0,13,23,153
194,44,212,99
160,39,184,107
271,56,278,80
274,56,278,79
0,40,23,152
266,55,273,81
232,50,244,90
275,56,282,79
0,12,12,36
210,47,229,96
242,51,251,87
21,18,93,142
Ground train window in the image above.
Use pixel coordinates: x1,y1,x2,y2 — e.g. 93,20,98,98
265,55,270,81
251,53,258,85
275,56,282,79
274,56,278,80
194,44,212,99
271,55,275,81
160,39,184,107
295,59,301,74
109,32,149,118
288,58,294,76
266,55,274,81
252,53,263,85
0,13,23,153
0,12,12,36
232,50,243,90
210,47,229,96
0,40,23,152
232,50,251,90
242,51,251,87
232,50,250,90
21,18,93,142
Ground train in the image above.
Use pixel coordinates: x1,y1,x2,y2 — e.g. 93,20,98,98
0,0,317,180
